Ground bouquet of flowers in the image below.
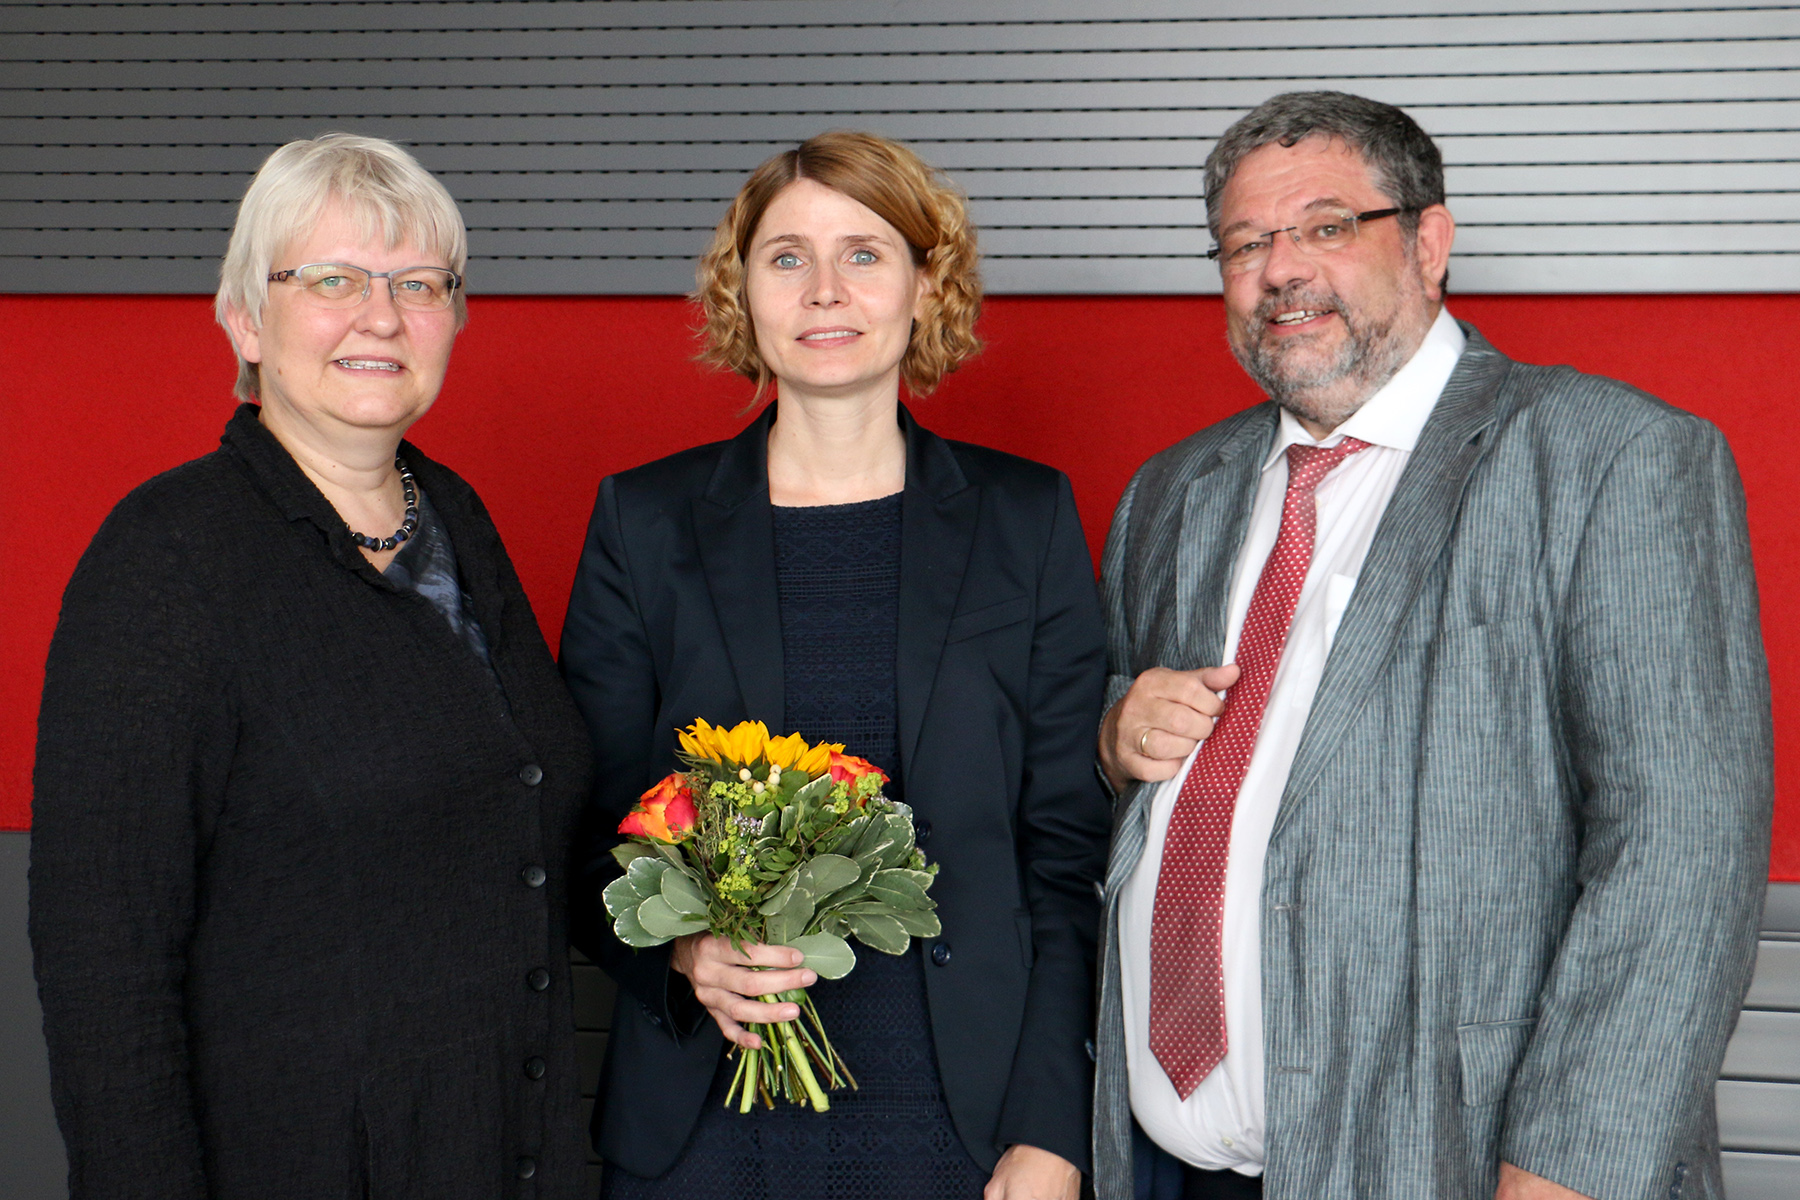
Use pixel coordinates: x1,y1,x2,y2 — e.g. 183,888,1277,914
605,718,941,1113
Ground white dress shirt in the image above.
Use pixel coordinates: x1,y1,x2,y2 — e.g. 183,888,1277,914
1119,308,1467,1174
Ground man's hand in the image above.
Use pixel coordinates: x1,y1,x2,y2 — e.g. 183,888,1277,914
984,1144,1080,1200
1497,1162,1593,1200
1098,665,1241,793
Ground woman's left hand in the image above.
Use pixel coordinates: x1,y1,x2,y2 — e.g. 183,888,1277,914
984,1144,1081,1200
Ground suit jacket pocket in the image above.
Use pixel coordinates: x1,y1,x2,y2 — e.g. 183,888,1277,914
946,594,1031,643
1456,1017,1536,1107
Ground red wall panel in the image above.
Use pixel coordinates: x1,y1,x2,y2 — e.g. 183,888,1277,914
3,293,1796,879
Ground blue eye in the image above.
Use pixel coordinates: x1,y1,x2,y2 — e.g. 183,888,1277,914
849,249,877,265
774,252,802,268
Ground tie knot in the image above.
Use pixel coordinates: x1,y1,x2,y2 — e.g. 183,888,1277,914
1285,436,1370,494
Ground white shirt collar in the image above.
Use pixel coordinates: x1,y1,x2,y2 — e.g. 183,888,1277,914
1262,306,1467,471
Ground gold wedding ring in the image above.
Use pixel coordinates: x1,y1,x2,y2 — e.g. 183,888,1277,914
1138,727,1152,757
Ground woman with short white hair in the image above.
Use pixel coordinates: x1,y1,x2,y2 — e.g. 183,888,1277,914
30,132,595,1199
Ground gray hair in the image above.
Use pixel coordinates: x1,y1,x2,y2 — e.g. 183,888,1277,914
1203,91,1445,244
215,132,468,402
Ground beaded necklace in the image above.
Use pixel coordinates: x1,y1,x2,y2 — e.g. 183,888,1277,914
347,457,419,552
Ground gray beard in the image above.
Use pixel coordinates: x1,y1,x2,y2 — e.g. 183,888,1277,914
1231,284,1417,431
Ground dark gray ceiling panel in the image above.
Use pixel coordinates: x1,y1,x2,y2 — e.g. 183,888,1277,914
2,0,1795,294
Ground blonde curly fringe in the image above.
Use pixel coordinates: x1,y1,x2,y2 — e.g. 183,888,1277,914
693,130,982,400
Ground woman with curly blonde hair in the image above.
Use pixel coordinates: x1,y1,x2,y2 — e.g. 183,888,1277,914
561,130,1109,1200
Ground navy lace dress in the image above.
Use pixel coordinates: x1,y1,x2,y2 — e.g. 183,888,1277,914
600,493,990,1200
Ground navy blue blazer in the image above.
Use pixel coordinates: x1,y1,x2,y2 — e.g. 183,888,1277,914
560,403,1110,1178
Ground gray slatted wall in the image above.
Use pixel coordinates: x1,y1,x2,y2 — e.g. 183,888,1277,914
1720,886,1800,1199
1,0,1796,295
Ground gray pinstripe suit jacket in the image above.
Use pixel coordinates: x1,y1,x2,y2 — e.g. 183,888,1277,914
1092,325,1773,1200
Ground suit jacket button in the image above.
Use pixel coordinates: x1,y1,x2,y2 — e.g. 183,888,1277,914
523,1056,546,1080
915,818,933,843
527,967,551,991
931,942,951,966
520,865,547,888
516,1156,537,1180
518,763,544,786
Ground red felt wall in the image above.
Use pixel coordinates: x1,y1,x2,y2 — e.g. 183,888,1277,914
2,293,1796,879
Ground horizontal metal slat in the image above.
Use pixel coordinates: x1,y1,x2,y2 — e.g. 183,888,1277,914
1454,223,1800,255
9,128,1800,178
1722,1151,1800,1200
1445,252,1800,293
1764,882,1800,936
1449,194,1800,224
12,102,1798,151
1718,1080,1800,1153
8,82,1800,123
9,40,1798,91
1723,1010,1800,1083
8,5,1795,51
1748,941,1800,1010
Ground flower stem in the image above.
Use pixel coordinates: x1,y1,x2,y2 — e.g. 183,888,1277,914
760,994,829,1112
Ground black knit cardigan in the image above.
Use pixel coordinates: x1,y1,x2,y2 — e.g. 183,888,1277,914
30,405,596,1200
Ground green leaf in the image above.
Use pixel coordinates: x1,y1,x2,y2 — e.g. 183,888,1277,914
757,869,801,916
759,812,781,839
827,900,895,916
819,913,851,938
660,869,710,917
602,875,646,919
894,867,936,893
853,815,896,861
847,913,910,955
794,773,836,806
867,869,930,910
624,855,672,899
637,894,708,939
786,932,857,980
877,814,916,867
779,803,798,838
818,814,868,857
800,854,860,899
763,892,814,945
611,843,656,871
893,909,942,938
612,905,666,949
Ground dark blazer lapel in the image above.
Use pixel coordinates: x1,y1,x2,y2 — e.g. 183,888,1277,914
693,405,786,728
1175,407,1279,667
896,404,978,780
1275,328,1514,829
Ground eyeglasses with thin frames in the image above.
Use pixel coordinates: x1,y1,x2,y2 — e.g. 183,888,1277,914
1207,208,1412,276
266,262,462,311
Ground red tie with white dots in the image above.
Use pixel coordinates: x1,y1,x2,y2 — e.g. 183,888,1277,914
1148,436,1370,1099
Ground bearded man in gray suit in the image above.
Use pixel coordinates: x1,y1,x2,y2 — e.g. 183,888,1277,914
1092,91,1772,1200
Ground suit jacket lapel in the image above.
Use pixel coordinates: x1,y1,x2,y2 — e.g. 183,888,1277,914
896,404,978,781
1176,407,1278,667
1275,328,1514,831
1105,407,1274,893
693,405,785,728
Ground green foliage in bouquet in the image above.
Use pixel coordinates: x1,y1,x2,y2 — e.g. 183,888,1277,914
603,719,940,1112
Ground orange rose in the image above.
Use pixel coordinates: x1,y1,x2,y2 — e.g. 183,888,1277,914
618,773,698,843
827,751,888,788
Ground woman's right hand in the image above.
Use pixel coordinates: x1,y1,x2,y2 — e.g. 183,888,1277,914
670,933,817,1049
